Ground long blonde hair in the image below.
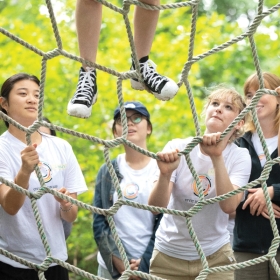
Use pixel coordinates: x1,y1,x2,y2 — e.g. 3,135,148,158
202,87,247,143
244,72,280,133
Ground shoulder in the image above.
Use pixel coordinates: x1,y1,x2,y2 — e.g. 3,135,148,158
236,132,252,147
164,137,193,150
0,131,9,144
98,158,118,174
0,132,14,151
228,142,251,159
42,134,72,149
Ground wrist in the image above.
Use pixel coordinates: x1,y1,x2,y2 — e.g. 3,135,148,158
268,186,274,199
60,204,73,212
210,155,223,166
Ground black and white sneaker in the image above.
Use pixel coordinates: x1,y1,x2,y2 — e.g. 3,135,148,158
131,57,178,101
67,67,97,118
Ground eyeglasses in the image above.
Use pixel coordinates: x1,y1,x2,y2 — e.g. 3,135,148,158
115,113,145,125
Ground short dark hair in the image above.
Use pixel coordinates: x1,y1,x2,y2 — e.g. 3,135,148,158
0,73,40,128
42,116,56,136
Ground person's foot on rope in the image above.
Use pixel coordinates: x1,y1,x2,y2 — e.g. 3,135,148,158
67,67,97,118
130,56,178,101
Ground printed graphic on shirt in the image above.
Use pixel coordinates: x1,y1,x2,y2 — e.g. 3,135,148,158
258,154,265,161
37,161,52,183
191,174,211,197
123,183,139,200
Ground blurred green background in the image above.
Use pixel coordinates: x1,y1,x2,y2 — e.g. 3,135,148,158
0,0,279,279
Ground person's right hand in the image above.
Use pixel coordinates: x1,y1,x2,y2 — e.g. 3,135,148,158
156,149,180,176
261,202,280,219
129,259,141,280
20,144,39,174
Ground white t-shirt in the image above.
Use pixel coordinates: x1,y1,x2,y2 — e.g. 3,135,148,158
155,138,251,260
0,131,87,268
251,132,277,167
98,154,156,268
227,217,235,246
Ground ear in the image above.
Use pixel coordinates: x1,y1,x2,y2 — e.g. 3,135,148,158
234,119,244,131
113,127,120,138
147,124,152,136
0,97,8,112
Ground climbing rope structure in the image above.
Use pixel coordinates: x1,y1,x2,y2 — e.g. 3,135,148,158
1,0,280,279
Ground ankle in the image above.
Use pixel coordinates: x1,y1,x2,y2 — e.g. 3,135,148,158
132,55,149,69
82,66,95,72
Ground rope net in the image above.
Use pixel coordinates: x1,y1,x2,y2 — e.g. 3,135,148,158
0,0,280,279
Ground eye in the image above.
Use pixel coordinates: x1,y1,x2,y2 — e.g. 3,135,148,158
225,105,233,110
132,114,142,124
246,93,253,100
211,101,219,106
34,94,40,99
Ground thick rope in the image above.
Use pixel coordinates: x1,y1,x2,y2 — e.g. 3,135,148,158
0,0,280,279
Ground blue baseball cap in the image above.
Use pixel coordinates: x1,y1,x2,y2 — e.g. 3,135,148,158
113,101,150,120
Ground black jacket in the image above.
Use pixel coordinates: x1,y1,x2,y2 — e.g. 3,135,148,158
233,132,280,254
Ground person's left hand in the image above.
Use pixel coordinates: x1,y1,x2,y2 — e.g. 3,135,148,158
54,187,72,208
242,188,267,216
200,132,228,158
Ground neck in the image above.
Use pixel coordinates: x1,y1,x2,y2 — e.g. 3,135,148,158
124,145,151,170
259,121,278,138
8,125,42,145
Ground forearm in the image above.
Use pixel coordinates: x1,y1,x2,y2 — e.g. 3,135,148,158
59,192,78,223
60,204,78,223
112,255,125,274
1,169,31,215
228,211,236,219
211,155,241,213
270,185,280,202
148,173,173,208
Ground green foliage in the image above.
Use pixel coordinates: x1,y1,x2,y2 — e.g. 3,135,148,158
0,0,280,278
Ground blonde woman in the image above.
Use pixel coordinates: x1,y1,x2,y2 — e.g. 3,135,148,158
149,87,251,280
233,72,280,280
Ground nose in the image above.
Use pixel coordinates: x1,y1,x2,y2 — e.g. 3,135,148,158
215,106,222,113
27,94,38,104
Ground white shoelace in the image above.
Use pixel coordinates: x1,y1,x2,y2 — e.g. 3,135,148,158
73,67,96,104
140,60,168,92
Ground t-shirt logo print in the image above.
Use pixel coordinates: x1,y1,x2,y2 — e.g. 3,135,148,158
123,183,139,200
37,161,52,183
191,175,211,197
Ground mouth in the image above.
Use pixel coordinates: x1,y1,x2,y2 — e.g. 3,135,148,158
25,107,37,111
128,130,136,133
212,116,222,121
256,105,264,111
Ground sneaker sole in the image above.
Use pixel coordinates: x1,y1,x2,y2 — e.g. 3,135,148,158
130,78,179,101
130,79,145,91
67,110,91,119
67,99,96,119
